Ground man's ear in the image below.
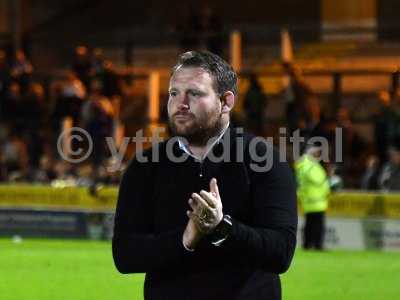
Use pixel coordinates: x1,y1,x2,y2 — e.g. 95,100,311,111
220,91,235,114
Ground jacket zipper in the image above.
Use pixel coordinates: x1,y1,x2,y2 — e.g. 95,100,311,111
199,161,204,177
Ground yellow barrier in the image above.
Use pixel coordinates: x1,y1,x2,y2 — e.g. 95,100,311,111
1,185,400,218
328,191,400,219
0,184,117,212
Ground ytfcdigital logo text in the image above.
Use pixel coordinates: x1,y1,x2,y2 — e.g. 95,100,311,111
57,126,343,173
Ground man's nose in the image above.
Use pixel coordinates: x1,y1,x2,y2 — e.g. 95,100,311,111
177,94,190,109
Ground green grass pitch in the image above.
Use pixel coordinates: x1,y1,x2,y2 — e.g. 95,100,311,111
1,238,399,300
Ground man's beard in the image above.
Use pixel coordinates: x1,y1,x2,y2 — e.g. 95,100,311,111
168,109,225,146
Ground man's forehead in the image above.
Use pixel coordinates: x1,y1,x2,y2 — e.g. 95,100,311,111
170,66,213,86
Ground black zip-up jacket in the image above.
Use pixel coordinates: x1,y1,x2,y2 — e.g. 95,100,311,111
112,127,297,300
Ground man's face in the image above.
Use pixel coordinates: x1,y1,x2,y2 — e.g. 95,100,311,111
167,66,224,145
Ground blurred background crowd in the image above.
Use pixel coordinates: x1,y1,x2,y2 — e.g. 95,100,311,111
0,46,123,186
1,0,400,192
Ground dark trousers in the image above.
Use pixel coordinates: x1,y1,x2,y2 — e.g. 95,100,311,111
303,211,325,250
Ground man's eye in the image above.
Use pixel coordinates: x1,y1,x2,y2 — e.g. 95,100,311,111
189,91,201,97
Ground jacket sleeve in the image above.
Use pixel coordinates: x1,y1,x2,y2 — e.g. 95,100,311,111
112,155,188,274
222,145,298,274
305,164,328,185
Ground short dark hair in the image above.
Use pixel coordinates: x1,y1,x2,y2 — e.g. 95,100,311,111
172,51,238,96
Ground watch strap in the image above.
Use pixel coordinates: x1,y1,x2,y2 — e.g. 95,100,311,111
210,215,232,247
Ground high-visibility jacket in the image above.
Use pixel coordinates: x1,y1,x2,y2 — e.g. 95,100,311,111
294,154,330,213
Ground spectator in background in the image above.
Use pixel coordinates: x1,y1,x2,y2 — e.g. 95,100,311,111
1,129,29,181
0,49,11,109
373,90,392,165
10,49,33,93
33,154,57,183
47,81,64,148
23,83,47,171
7,82,43,134
24,83,46,131
81,80,114,169
243,73,268,135
0,150,5,181
299,94,328,141
80,79,115,192
72,46,92,89
336,107,357,155
3,81,22,129
335,107,366,187
295,143,330,250
385,89,400,149
51,72,86,159
282,63,313,136
378,140,400,191
55,71,86,126
99,60,121,99
0,49,8,127
361,155,380,190
92,48,105,76
52,160,77,183
2,81,46,176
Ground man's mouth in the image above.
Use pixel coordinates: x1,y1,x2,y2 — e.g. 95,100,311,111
174,112,193,121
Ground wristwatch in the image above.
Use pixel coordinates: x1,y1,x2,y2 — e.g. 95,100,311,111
210,215,233,247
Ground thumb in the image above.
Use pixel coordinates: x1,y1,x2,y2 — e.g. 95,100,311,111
209,178,219,197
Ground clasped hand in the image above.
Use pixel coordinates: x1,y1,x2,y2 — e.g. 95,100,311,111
182,178,223,250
